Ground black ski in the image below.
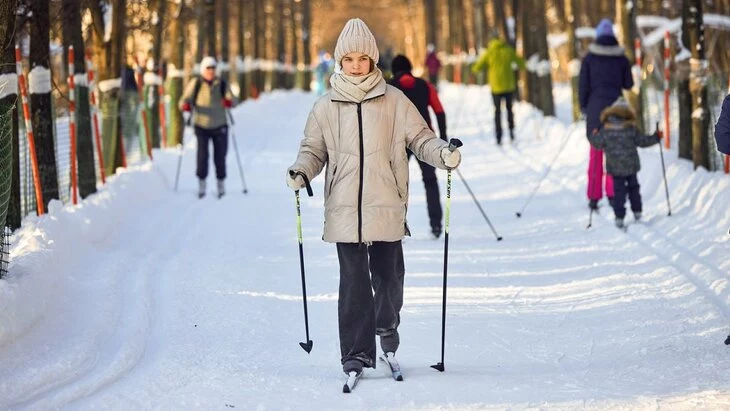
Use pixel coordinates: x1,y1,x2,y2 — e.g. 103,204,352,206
379,353,403,381
342,370,363,393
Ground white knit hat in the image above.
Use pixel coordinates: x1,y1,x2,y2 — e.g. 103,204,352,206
200,56,217,69
334,18,379,64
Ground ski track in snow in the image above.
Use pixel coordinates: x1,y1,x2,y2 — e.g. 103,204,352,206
1,86,730,409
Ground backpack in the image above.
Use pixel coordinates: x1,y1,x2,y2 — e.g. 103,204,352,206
192,77,228,108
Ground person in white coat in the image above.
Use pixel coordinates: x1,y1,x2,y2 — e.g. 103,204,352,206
286,18,462,375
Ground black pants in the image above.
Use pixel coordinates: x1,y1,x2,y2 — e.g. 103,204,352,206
611,174,642,219
428,73,439,89
408,150,443,231
492,92,515,142
195,125,228,180
336,241,405,369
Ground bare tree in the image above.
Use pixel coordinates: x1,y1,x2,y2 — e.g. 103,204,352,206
168,0,187,146
63,0,97,198
205,0,216,58
88,0,127,176
301,0,312,91
220,0,230,83
424,0,438,47
29,1,59,207
683,0,711,169
237,0,248,101
616,0,644,133
566,0,581,120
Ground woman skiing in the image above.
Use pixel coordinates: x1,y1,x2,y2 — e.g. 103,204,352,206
285,18,462,382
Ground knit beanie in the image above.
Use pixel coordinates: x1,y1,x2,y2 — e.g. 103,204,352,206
334,18,379,64
390,55,412,74
595,18,615,38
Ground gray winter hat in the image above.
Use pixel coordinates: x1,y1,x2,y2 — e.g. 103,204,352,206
334,18,379,64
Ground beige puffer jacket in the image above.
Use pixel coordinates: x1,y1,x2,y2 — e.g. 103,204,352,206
289,80,455,243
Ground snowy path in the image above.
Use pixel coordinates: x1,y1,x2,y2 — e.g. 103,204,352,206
2,85,730,410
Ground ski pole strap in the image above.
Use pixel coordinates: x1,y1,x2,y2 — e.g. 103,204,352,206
290,170,314,197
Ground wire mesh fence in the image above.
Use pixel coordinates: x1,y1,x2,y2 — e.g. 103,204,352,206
14,89,148,218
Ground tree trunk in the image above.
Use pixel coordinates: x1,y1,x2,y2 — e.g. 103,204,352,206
677,0,692,160
237,0,248,101
677,64,692,160
220,0,230,84
685,0,710,169
205,0,217,58
566,0,581,120
63,0,97,199
616,0,644,133
424,0,438,47
492,0,511,43
520,1,535,105
533,0,554,115
168,2,186,147
277,0,288,89
196,1,206,65
301,0,312,91
0,0,20,229
91,0,127,177
152,0,166,67
29,1,59,208
253,0,264,97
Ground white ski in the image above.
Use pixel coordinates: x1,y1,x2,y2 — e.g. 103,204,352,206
379,352,403,381
342,370,363,393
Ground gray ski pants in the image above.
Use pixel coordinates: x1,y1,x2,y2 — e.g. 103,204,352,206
336,241,405,369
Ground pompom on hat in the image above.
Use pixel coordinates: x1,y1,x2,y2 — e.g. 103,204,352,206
595,18,615,38
334,18,379,64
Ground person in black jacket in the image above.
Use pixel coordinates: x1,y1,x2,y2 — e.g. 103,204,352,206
389,54,448,238
715,94,730,155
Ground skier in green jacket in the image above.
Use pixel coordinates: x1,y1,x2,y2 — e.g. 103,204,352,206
472,36,525,144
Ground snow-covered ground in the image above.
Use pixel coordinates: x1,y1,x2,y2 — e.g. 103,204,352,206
1,83,729,410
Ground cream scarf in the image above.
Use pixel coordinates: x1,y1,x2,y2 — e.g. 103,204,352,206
329,68,384,103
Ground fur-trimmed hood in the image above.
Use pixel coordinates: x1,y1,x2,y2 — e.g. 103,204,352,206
600,99,636,127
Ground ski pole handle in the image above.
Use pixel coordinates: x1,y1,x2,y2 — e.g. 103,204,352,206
290,170,314,197
448,138,463,152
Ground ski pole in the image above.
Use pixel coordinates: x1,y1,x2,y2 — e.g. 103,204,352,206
432,138,463,373
291,170,314,353
174,113,190,191
586,207,594,229
454,169,503,241
516,123,579,218
656,122,671,216
226,110,249,194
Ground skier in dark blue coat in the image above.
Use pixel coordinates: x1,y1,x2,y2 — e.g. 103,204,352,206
715,94,730,155
579,18,634,211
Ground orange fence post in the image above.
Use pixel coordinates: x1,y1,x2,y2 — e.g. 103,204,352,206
85,54,106,183
158,66,167,149
15,45,44,215
68,46,78,204
135,64,153,160
663,31,671,149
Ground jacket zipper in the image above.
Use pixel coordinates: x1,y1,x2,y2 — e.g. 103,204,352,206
356,102,364,244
